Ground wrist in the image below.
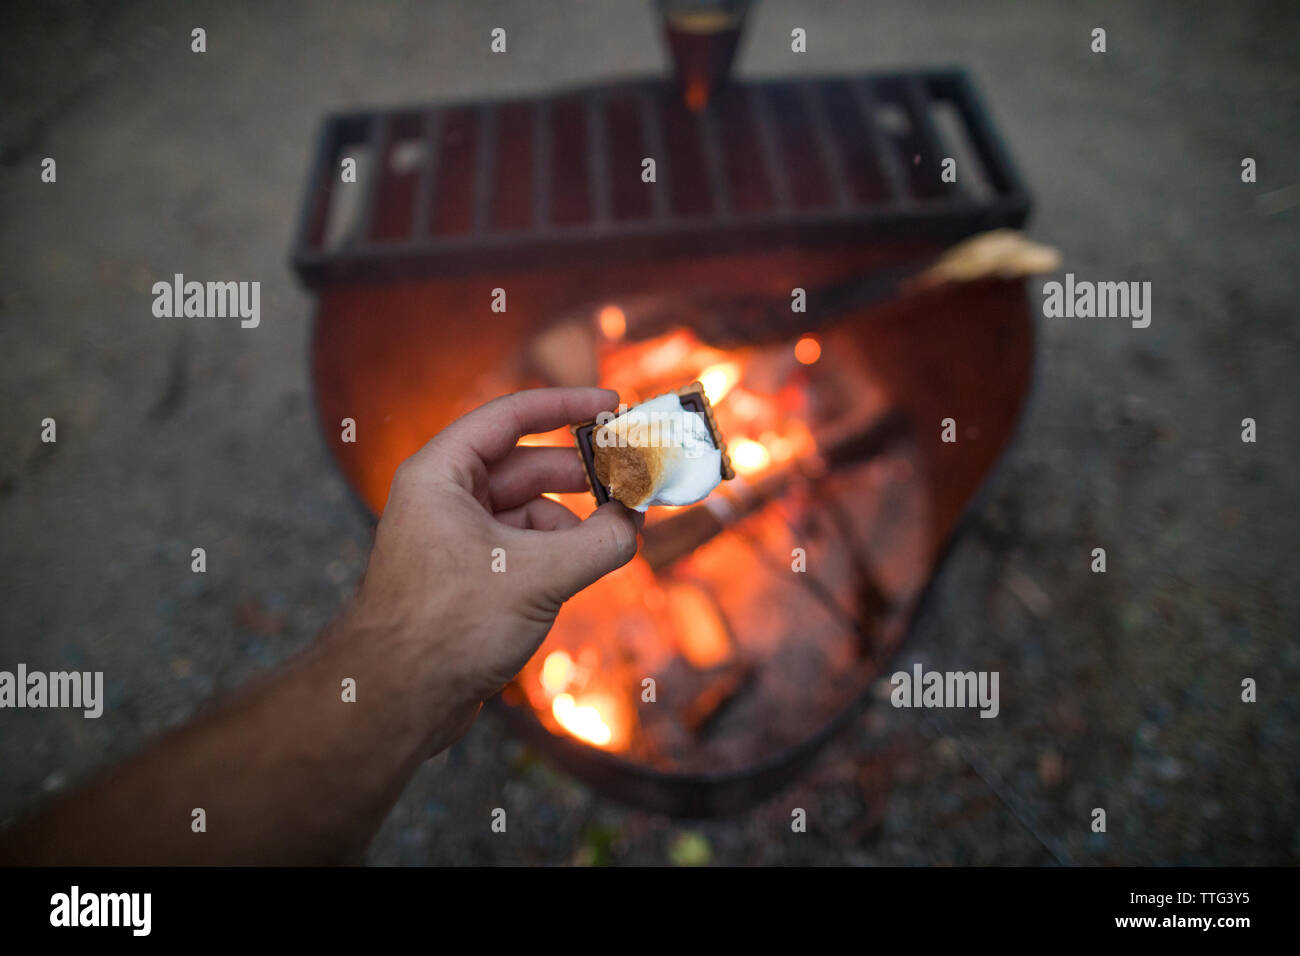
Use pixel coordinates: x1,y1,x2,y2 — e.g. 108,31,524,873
326,589,480,753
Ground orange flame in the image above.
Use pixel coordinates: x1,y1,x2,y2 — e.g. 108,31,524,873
540,650,574,695
699,361,742,404
552,693,614,748
731,438,772,475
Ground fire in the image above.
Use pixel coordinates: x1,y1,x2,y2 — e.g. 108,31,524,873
730,438,771,474
668,582,732,668
699,361,742,404
514,323,825,756
624,331,694,380
759,430,787,463
537,650,623,749
540,650,574,695
551,693,614,748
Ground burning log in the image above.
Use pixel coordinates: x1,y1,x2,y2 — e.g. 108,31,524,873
641,409,910,572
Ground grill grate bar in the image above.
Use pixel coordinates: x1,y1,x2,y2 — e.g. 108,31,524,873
849,78,910,205
531,100,552,230
585,94,613,225
900,77,953,196
411,110,443,240
471,106,498,234
695,107,732,218
295,117,338,251
747,85,792,211
937,71,1024,199
355,114,394,243
637,87,670,219
802,82,854,211
637,88,672,220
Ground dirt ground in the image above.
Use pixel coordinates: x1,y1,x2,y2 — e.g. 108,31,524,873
1,0,1296,864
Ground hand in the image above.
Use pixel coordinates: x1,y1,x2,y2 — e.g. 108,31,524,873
344,387,643,746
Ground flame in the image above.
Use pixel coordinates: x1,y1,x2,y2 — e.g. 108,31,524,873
514,320,824,755
636,332,694,379
731,438,771,474
794,335,821,365
598,305,626,340
699,361,742,404
761,430,790,463
724,385,766,421
540,650,574,695
552,693,613,747
537,650,623,749
668,582,732,668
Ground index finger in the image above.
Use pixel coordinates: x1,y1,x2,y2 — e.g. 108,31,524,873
426,387,620,466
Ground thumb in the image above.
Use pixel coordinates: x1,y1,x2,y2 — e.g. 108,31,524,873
542,502,641,600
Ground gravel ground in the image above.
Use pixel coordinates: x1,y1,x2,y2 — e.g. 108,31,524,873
1,0,1296,865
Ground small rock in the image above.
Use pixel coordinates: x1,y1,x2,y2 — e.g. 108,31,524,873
1037,750,1064,787
932,737,960,764
1155,756,1184,782
669,831,711,867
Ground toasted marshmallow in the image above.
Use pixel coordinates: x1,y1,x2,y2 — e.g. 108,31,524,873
592,394,722,511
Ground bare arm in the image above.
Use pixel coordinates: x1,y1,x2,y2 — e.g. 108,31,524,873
0,388,641,865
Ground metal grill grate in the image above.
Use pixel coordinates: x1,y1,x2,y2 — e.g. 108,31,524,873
292,69,1030,287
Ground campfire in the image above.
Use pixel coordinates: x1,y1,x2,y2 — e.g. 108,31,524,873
295,41,1040,810
307,255,1035,813
505,308,922,774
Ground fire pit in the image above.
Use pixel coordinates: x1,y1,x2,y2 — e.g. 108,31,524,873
293,66,1036,815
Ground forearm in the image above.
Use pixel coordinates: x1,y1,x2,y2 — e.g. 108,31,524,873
0,604,467,865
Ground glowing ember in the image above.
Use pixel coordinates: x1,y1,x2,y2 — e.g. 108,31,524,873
699,361,742,404
552,693,613,747
794,335,821,365
730,438,771,474
540,650,574,695
631,332,694,379
598,304,626,340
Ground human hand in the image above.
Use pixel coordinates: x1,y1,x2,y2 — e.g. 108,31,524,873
343,387,643,748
